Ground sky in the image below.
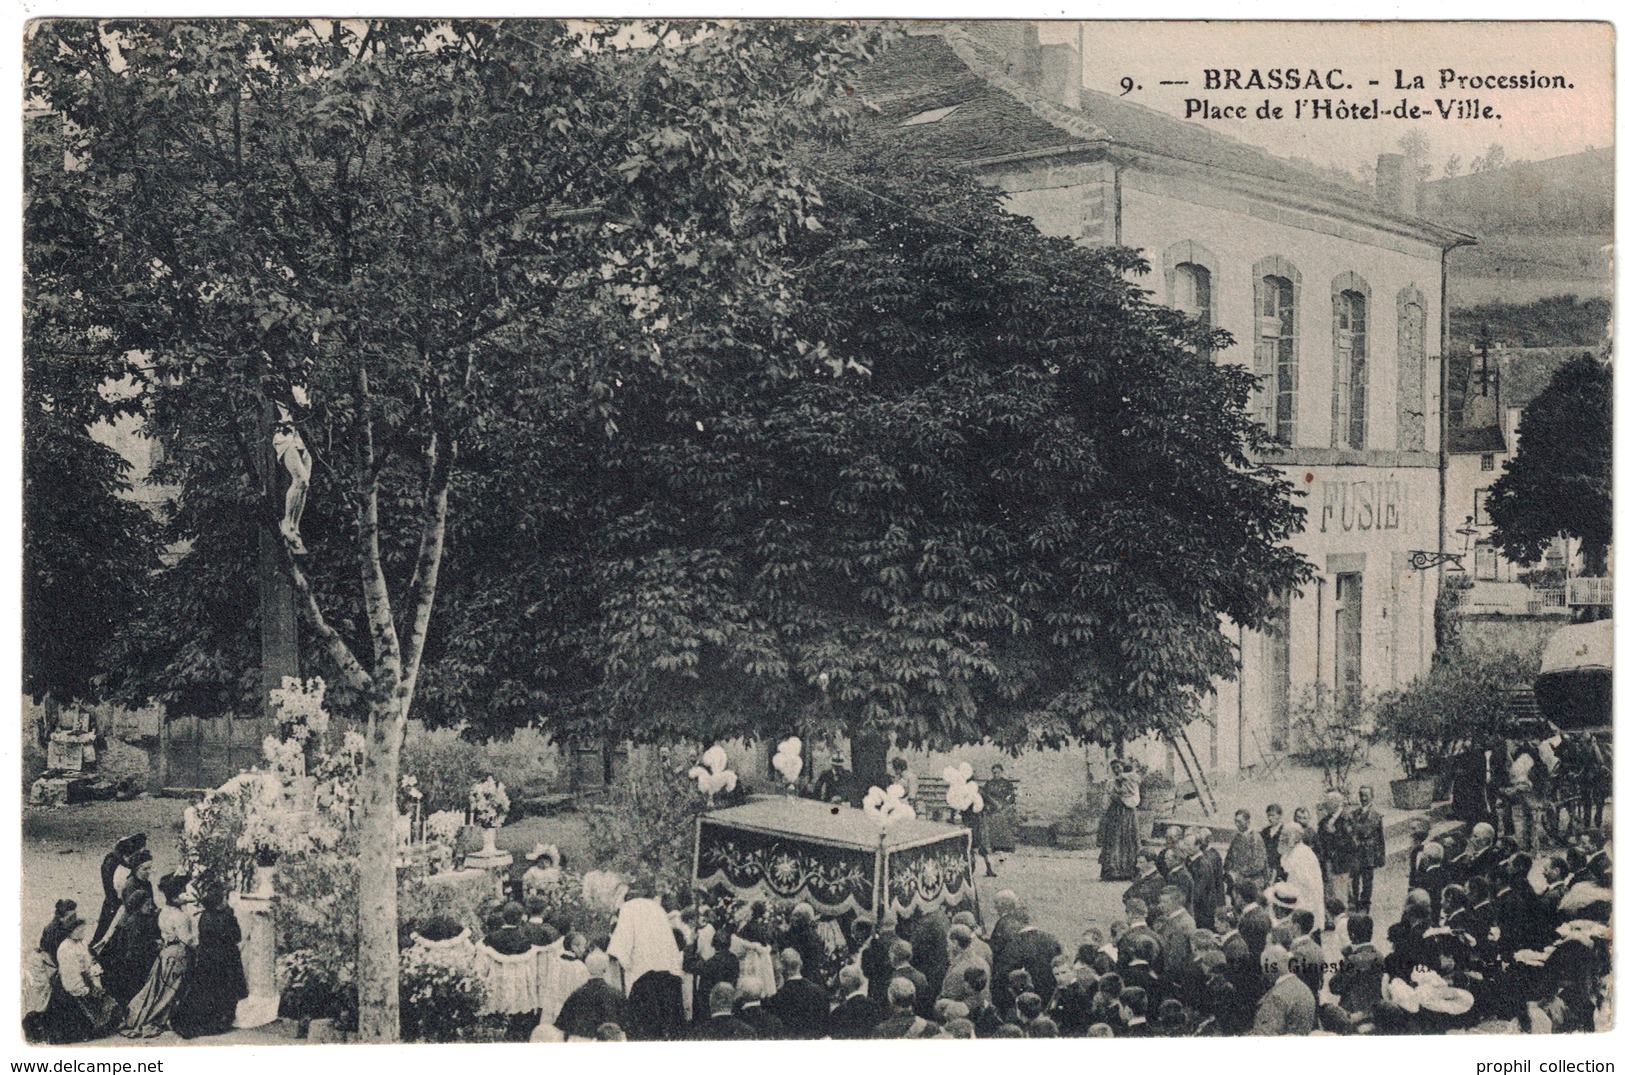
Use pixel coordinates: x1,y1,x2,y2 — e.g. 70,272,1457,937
1038,21,1614,176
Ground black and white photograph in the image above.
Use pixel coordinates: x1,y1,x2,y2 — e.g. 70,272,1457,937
13,10,1615,1054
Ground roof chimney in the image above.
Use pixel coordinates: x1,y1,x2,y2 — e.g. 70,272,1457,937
1038,43,1080,109
1375,153,1418,217
964,22,1042,87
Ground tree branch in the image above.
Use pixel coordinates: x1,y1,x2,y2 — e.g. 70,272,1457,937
397,427,451,719
286,549,375,692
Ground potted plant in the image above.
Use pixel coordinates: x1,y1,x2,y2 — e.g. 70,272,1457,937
1140,769,1175,822
467,776,510,853
1051,795,1098,850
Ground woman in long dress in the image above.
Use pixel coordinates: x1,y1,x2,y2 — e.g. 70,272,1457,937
100,886,161,1006
170,884,247,1039
1098,759,1141,881
51,914,121,1041
121,874,195,1038
23,900,77,1042
982,764,1019,852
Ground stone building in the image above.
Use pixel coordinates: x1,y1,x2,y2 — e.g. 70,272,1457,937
855,25,1476,781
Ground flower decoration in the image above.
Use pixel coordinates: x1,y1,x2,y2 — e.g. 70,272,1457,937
772,737,803,786
263,735,307,780
688,746,738,799
942,762,984,814
468,776,510,829
863,784,916,829
269,676,330,743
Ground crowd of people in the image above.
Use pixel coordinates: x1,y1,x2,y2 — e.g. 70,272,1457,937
23,833,249,1044
413,793,1611,1041
21,778,1611,1044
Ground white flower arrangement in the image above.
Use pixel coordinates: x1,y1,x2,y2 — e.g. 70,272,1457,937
269,676,331,743
468,776,509,829
263,735,306,780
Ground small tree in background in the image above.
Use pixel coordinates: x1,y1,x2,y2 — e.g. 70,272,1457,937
1290,685,1369,795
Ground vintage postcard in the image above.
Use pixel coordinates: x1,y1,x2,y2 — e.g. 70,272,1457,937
14,13,1614,1064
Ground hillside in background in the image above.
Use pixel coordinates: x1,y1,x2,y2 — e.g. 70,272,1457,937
1452,295,1612,350
1425,148,1613,308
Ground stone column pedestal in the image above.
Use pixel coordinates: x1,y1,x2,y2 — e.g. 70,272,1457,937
232,892,281,1028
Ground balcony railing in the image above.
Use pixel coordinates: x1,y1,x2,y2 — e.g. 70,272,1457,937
1566,576,1613,607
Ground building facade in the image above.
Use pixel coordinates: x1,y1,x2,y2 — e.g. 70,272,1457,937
858,26,1475,778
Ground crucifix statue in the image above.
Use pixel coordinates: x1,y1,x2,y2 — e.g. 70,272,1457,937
263,354,313,556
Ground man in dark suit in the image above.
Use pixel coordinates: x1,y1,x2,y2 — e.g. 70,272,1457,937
734,976,786,1039
1348,785,1386,914
1162,846,1197,919
1189,830,1224,931
1225,809,1270,895
1260,803,1286,883
827,965,882,1040
1118,936,1165,1013
1327,913,1383,1020
691,982,758,1040
1234,879,1273,960
909,908,950,1000
996,922,1062,1004
767,948,830,1039
1119,898,1165,974
781,903,827,987
987,890,1027,963
556,951,627,1041
1155,887,1198,999
1317,792,1357,909
871,977,927,1038
1406,818,1433,890
887,940,934,1015
1123,852,1166,913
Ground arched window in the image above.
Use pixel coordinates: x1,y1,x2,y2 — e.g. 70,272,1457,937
1253,258,1301,445
1331,273,1371,450
1163,241,1218,359
1172,263,1212,325
1396,287,1428,452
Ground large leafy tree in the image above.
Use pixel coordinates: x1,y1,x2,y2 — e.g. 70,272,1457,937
422,149,1314,786
1485,352,1611,576
23,117,163,726
26,17,877,1039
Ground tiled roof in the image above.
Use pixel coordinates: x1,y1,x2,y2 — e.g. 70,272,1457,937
850,31,1470,240
1448,426,1507,454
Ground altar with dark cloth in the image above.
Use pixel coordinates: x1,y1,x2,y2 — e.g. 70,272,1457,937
694,797,976,921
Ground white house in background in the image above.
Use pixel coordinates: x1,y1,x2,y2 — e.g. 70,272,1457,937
1445,346,1606,617
854,24,1476,782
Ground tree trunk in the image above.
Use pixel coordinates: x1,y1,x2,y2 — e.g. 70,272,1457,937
355,696,406,1042
1579,538,1607,578
849,725,889,797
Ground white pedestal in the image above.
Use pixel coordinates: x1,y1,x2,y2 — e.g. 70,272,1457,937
232,892,281,1028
